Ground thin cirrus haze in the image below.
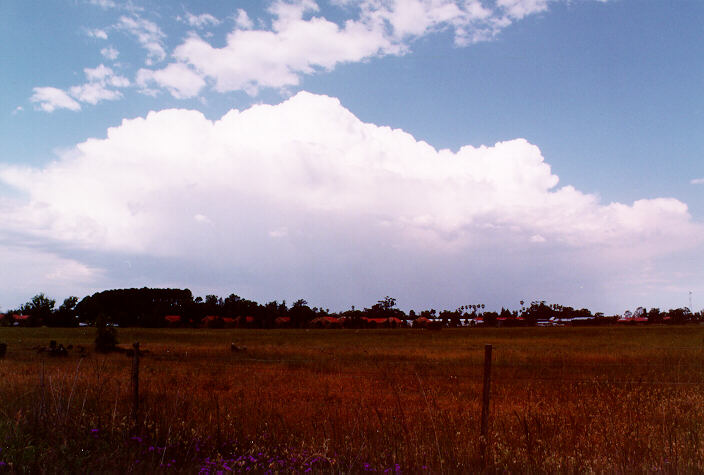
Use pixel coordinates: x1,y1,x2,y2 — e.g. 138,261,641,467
1,0,703,313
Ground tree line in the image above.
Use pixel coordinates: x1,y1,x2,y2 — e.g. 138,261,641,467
0,289,701,328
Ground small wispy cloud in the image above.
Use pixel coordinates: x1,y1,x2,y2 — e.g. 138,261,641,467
88,0,117,8
100,46,119,61
169,0,598,97
116,15,166,65
31,64,129,112
137,63,205,99
30,87,81,112
691,178,704,185
178,12,221,29
86,28,108,40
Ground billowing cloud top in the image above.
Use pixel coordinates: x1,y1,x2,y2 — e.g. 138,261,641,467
1,92,701,310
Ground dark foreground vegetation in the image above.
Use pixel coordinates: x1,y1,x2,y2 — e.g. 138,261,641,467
1,326,704,472
1,287,701,329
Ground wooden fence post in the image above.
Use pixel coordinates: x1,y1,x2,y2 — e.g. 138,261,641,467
480,344,493,468
131,342,140,429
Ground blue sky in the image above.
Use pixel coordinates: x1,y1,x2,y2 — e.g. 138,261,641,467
1,0,703,314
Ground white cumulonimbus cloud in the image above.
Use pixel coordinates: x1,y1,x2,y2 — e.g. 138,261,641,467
2,92,701,310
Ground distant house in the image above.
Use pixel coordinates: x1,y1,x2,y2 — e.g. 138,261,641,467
537,317,558,327
362,316,404,328
496,317,510,327
310,316,343,329
201,315,221,328
413,316,431,328
235,316,256,328
617,317,648,324
164,315,181,325
387,317,404,327
566,316,596,326
12,314,30,326
275,316,291,328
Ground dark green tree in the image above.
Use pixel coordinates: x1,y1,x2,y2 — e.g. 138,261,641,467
48,296,79,327
22,293,56,326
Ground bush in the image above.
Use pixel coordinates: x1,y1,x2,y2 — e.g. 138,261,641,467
94,314,117,353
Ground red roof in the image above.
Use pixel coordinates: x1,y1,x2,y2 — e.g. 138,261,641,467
222,317,235,324
362,317,403,325
202,315,219,322
164,315,181,323
311,316,341,324
14,314,29,321
275,316,291,323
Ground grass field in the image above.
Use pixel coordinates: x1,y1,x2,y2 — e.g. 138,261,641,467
1,326,704,472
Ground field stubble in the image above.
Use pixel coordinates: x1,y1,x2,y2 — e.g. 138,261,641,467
1,326,704,472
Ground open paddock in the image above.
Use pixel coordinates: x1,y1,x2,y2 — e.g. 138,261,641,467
1,326,703,472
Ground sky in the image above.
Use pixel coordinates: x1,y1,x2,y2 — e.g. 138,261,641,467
1,0,703,314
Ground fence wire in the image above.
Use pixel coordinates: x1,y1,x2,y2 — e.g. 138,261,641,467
136,352,704,388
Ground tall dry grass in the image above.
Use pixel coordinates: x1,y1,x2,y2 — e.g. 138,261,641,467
0,326,703,472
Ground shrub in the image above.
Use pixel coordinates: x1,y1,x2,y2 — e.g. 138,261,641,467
94,313,117,353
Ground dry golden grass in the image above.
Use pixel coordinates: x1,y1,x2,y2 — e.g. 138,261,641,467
1,325,704,472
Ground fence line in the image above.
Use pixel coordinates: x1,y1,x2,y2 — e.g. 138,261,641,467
172,354,704,369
